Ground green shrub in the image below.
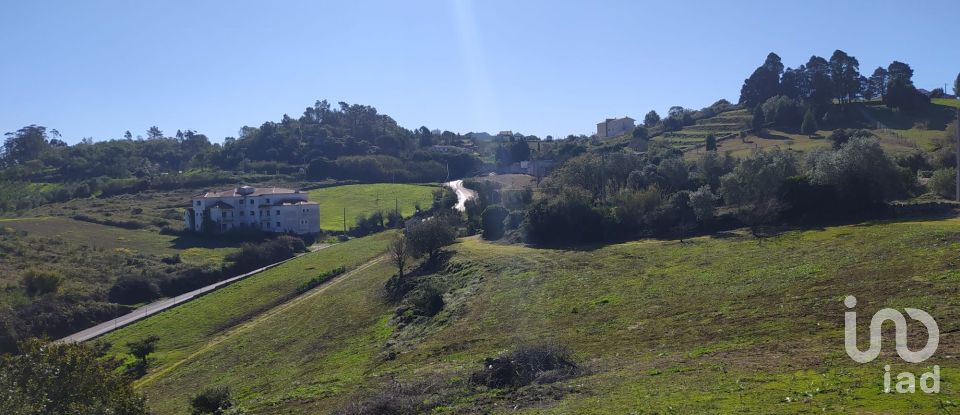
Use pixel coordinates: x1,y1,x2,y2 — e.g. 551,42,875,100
190,386,245,415
22,268,63,297
930,168,957,198
480,205,509,240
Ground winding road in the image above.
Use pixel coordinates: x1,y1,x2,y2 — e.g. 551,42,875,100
446,179,477,212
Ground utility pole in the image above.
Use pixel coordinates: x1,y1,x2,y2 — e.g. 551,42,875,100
343,207,346,234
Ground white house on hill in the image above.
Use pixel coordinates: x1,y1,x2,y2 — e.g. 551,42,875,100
184,186,320,235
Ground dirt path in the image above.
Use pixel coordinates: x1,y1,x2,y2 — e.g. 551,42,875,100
445,179,477,212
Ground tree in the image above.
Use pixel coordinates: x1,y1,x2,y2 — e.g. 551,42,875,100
739,52,784,108
887,61,914,86
0,339,146,415
884,61,928,111
801,108,818,135
126,335,160,367
389,234,409,280
689,185,717,223
829,50,861,104
124,130,133,140
643,110,661,127
632,126,649,140
805,56,835,111
869,67,889,99
719,149,798,210
2,125,49,166
954,72,960,96
406,218,457,260
705,134,717,151
480,205,509,240
146,126,163,140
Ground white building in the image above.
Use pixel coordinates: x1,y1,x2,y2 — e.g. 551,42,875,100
596,116,636,138
184,186,320,235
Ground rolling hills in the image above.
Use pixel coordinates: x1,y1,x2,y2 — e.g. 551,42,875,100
101,217,960,414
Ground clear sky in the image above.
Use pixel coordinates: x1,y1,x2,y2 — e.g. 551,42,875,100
2,0,959,143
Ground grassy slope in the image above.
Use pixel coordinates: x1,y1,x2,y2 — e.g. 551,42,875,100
131,218,960,414
308,184,437,231
98,231,394,379
0,216,234,266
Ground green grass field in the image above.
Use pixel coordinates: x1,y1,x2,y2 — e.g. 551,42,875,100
116,218,960,414
933,98,960,109
307,183,437,231
99,231,395,394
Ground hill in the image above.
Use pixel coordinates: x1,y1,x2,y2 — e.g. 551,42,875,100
681,100,958,160
104,218,960,414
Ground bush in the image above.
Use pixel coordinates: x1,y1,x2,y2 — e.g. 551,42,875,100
109,276,162,305
804,137,908,209
225,235,307,274
22,268,64,297
190,386,245,415
470,344,579,389
480,205,509,240
930,168,956,199
408,284,445,317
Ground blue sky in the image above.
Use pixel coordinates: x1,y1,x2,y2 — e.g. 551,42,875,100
2,1,959,143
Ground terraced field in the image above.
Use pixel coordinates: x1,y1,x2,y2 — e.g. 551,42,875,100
656,109,751,151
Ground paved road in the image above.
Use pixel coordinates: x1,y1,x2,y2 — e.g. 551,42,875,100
57,246,327,343
446,179,477,212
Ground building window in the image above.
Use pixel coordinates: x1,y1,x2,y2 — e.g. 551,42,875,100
239,199,244,205
275,210,280,216
240,211,244,216
195,201,201,206
250,211,254,216
222,212,227,218
266,198,271,203
276,222,281,227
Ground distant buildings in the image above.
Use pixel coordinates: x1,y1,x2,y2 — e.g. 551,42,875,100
184,186,320,235
596,117,635,138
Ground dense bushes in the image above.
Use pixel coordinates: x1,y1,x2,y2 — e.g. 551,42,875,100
470,344,580,389
108,276,162,305
225,235,307,274
930,168,956,198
